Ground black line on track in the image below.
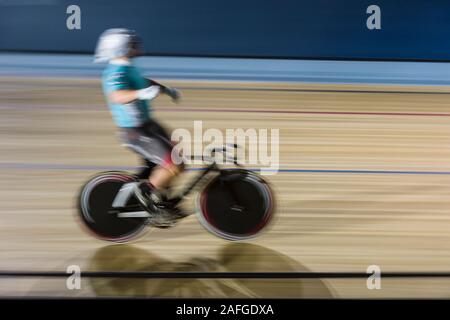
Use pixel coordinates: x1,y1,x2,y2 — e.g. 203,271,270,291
1,271,450,279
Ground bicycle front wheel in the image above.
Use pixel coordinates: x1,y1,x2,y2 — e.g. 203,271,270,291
197,170,275,240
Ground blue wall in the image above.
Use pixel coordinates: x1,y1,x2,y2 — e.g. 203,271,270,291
1,0,449,60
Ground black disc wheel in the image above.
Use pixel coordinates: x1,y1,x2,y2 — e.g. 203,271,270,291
197,170,275,240
77,172,148,243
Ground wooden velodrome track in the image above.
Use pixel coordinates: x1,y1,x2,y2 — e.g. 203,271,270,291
1,77,450,298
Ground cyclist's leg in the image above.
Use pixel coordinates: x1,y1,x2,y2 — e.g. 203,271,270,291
135,158,156,179
141,119,185,189
118,120,183,210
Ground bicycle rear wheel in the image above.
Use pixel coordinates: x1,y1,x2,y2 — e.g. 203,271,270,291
197,170,275,240
77,171,149,243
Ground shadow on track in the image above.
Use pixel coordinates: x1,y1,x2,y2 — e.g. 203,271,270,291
87,243,333,298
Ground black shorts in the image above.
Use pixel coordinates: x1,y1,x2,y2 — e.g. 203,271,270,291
118,119,174,168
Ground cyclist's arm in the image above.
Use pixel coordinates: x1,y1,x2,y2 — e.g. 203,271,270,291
109,86,160,104
146,78,181,102
146,78,170,94
106,71,160,104
109,90,139,104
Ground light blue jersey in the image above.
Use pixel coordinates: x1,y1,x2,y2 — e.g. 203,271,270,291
102,61,151,128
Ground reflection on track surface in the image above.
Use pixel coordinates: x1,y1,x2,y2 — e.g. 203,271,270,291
86,244,332,298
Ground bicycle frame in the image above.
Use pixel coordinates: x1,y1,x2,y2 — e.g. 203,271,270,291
111,144,240,214
77,143,274,241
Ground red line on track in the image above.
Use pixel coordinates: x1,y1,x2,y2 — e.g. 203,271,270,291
157,107,450,117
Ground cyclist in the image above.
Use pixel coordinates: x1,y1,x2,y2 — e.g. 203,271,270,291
94,28,184,226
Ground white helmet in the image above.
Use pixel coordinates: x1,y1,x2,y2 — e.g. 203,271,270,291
94,28,142,63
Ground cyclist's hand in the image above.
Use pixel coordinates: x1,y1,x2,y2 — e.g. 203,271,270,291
137,85,160,100
166,87,181,103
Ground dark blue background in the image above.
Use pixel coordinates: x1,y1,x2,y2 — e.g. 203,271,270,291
0,0,449,60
